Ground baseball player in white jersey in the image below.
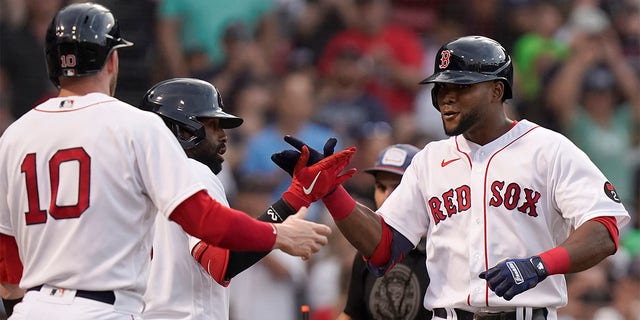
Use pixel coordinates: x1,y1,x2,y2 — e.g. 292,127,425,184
271,36,631,320
144,158,232,320
139,78,338,319
0,3,332,320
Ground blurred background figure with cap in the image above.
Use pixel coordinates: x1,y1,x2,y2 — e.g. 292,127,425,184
337,144,431,320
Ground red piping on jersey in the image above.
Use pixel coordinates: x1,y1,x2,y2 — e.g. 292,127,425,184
454,121,518,169
483,124,540,307
454,138,473,169
34,99,117,113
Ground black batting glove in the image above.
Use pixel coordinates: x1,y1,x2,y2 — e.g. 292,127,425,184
271,135,337,176
479,256,548,300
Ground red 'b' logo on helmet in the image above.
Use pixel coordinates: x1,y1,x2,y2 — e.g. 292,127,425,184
438,50,451,69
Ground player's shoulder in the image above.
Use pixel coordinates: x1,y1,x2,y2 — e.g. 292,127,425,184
85,95,168,129
187,159,226,202
72,94,173,138
95,95,157,120
188,159,214,178
511,120,585,161
515,120,573,145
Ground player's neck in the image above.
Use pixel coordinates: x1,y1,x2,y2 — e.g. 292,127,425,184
464,118,515,146
58,82,111,98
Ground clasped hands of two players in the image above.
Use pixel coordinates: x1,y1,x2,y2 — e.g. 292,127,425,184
273,136,356,211
271,136,355,260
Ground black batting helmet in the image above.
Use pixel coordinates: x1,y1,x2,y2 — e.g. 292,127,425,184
420,35,513,110
140,78,243,150
45,2,133,87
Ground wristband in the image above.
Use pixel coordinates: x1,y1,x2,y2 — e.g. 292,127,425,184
321,185,356,221
538,246,571,275
259,198,296,223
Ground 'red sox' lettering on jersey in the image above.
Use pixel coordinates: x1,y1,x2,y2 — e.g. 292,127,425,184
489,181,541,217
428,185,471,224
428,181,541,225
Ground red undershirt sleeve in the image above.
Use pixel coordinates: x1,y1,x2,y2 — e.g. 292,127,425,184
589,216,619,250
170,190,276,252
367,217,392,267
0,233,22,284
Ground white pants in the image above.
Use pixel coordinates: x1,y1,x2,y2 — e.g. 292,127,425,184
431,307,557,320
10,287,141,320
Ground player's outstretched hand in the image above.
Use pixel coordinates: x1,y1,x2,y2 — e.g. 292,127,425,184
273,207,332,260
479,256,548,300
282,145,357,209
271,135,337,176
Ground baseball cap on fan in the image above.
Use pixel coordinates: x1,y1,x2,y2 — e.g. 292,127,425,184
365,144,420,176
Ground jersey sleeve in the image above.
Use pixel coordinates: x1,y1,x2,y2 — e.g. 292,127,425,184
550,136,630,228
132,113,206,220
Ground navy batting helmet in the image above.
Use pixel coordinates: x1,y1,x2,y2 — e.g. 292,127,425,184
140,78,243,150
420,36,513,110
45,2,133,87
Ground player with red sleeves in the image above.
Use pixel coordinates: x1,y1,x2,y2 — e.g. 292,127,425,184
0,3,335,319
274,35,631,320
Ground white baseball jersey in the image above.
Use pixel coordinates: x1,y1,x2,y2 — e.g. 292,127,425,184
377,120,630,314
143,159,230,320
0,93,206,313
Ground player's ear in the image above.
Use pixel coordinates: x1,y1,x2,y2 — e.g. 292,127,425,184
491,80,505,102
105,50,118,74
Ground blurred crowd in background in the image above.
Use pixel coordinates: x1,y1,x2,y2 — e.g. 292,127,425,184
1,0,639,319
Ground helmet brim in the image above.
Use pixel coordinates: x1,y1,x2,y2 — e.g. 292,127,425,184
218,116,244,129
199,109,244,129
419,70,499,85
114,39,134,48
363,166,405,176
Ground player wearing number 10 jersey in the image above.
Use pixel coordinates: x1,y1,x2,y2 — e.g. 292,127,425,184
0,3,330,320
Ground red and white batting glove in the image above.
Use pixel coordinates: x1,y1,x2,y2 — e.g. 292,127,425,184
282,145,357,210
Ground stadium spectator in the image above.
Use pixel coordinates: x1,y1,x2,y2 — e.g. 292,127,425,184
318,0,424,118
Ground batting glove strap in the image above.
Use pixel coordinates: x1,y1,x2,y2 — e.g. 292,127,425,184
479,256,548,301
529,256,549,280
